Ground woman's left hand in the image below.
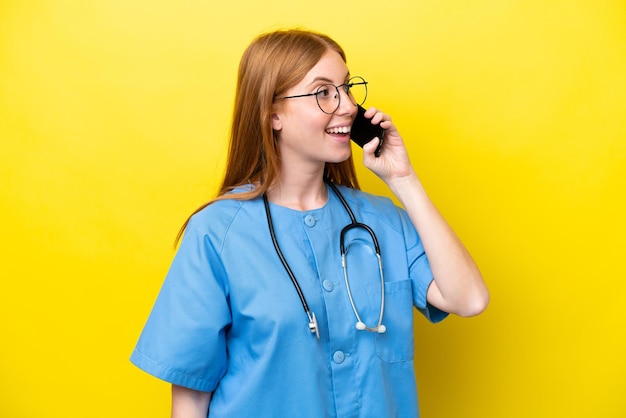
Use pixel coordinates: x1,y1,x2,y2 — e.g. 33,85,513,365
360,107,414,184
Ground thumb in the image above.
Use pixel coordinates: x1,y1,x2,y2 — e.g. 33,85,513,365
362,137,381,157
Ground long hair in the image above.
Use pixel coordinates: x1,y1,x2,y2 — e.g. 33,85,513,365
177,29,360,242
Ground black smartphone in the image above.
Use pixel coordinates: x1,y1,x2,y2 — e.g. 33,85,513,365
350,105,385,157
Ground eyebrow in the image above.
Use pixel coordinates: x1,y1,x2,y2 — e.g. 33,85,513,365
306,72,351,87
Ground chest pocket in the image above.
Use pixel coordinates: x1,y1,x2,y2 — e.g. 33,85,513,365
366,279,414,363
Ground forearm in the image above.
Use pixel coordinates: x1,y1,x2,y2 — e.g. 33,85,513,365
387,172,489,316
171,385,212,418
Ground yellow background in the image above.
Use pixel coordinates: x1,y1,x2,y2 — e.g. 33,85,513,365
1,0,625,417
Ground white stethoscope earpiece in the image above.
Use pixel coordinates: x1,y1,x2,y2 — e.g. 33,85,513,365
355,322,386,333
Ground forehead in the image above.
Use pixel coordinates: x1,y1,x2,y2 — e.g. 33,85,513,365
299,50,350,85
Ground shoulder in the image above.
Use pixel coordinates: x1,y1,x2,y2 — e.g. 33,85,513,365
332,184,422,248
190,198,246,225
184,189,264,240
335,185,399,216
333,184,408,229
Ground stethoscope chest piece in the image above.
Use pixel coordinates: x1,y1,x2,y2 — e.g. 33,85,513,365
308,312,320,339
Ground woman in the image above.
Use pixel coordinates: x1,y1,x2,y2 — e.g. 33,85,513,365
131,29,489,418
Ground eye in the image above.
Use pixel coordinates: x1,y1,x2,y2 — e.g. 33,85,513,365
316,85,332,98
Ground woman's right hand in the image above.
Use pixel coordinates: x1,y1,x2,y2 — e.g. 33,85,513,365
360,107,415,185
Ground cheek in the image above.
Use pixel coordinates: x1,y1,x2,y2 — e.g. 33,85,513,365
279,105,333,139
308,113,333,132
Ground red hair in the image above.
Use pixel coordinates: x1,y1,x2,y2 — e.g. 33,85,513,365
177,29,360,242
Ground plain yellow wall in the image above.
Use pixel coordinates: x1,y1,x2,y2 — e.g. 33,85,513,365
1,1,625,417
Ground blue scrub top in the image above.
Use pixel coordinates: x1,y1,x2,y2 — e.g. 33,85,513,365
131,184,447,417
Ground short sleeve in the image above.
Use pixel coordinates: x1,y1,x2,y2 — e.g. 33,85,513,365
399,208,449,324
130,215,231,392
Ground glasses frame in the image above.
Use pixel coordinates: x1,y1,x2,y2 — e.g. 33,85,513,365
275,76,368,114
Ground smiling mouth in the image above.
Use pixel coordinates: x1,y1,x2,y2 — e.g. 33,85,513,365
326,126,351,135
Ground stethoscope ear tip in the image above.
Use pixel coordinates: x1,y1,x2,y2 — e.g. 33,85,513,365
356,322,386,333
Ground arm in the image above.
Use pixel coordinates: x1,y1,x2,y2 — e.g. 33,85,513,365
361,108,489,317
171,385,212,418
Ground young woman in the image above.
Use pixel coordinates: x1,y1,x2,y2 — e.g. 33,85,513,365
131,29,489,418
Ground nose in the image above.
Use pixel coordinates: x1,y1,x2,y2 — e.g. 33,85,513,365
335,86,357,116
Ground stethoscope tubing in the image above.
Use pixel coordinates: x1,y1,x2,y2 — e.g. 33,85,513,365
263,180,386,339
330,182,386,332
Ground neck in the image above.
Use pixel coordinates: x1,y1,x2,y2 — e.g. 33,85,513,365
266,169,328,211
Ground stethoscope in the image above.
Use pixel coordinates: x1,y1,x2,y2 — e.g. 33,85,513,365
263,180,386,340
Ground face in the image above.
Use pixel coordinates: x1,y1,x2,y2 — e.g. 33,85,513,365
271,50,358,172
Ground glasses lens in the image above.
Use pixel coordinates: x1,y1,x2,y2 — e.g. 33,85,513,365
346,76,368,107
315,84,340,114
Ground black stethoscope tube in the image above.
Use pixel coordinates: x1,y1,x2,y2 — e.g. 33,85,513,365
263,194,320,339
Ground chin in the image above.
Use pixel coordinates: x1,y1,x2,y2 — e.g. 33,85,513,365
327,149,352,164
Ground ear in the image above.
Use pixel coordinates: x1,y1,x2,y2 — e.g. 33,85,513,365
271,101,285,132
271,112,282,131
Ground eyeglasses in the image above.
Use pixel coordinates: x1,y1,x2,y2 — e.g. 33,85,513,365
275,76,368,114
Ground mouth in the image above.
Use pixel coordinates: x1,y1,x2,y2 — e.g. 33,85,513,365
325,125,351,135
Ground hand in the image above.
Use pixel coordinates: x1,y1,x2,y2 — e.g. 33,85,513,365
360,107,415,184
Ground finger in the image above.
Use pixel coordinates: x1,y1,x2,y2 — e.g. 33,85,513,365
380,119,393,129
362,137,381,156
373,111,389,124
363,106,378,118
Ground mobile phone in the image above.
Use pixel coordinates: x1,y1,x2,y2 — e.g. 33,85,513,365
350,105,385,157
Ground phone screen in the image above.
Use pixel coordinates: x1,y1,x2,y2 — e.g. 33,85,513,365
350,105,385,157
